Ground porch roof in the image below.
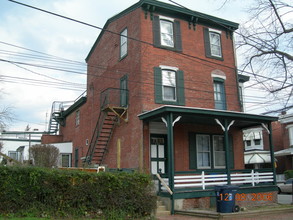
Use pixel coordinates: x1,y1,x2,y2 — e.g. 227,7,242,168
138,105,278,129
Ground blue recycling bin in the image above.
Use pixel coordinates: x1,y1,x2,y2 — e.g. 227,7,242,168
215,185,238,213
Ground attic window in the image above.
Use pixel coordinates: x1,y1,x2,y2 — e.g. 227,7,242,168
153,15,182,52
204,28,223,60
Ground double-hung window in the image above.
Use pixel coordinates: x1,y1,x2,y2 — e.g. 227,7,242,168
209,32,222,57
153,15,182,52
213,78,227,110
160,20,174,47
196,135,211,168
162,70,176,101
120,28,127,59
204,28,223,60
213,135,225,168
154,66,185,105
189,133,233,170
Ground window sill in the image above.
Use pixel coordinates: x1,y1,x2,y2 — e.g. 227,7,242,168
119,53,128,61
206,54,224,61
159,100,185,106
154,44,182,52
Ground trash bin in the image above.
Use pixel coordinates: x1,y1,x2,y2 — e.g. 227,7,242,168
215,185,238,213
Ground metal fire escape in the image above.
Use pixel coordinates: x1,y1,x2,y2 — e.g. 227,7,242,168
48,92,87,134
48,101,73,134
85,88,128,166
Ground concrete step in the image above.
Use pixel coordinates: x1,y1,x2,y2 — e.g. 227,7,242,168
156,200,170,216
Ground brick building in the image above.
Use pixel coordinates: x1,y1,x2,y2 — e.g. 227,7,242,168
42,0,278,213
273,113,293,173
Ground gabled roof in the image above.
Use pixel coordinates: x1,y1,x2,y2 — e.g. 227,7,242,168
85,0,239,61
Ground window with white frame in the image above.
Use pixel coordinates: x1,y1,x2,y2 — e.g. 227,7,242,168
213,135,226,168
75,110,80,126
189,133,232,170
153,15,182,52
243,128,264,150
204,28,223,60
160,19,174,47
209,32,222,57
120,28,127,59
196,135,211,168
162,70,176,101
58,153,71,167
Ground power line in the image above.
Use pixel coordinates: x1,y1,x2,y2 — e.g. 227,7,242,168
1,44,289,110
7,0,291,87
5,0,291,114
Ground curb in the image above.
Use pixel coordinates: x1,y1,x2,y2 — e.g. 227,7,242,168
174,206,293,219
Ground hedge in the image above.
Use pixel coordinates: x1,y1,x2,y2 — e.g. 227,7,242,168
0,166,157,219
284,170,293,179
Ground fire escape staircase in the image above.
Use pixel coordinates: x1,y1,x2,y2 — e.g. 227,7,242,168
48,101,72,134
47,92,87,134
85,88,128,166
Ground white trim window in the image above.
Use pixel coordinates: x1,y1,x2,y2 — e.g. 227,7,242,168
213,135,225,168
209,31,222,57
120,28,127,58
58,153,72,167
162,69,176,101
243,128,264,150
196,135,211,168
160,19,174,47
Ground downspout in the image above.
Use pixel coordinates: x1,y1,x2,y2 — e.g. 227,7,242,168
167,113,175,215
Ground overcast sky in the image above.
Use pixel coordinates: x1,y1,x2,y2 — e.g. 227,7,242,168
0,0,274,132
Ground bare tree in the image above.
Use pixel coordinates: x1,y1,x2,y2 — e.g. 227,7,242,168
29,144,60,168
236,0,293,112
0,106,14,129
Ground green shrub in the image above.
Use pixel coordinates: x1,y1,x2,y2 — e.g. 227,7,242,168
284,170,293,179
0,166,156,219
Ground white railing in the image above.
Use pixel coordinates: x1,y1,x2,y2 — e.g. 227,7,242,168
174,172,227,190
231,170,274,186
157,170,274,192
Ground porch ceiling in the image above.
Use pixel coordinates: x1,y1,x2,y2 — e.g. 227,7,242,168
138,105,278,129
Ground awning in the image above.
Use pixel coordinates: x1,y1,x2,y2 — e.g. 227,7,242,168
244,151,271,164
274,148,293,157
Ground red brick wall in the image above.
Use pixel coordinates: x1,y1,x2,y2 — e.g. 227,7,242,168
41,134,63,144
47,7,242,169
139,12,240,112
172,124,244,172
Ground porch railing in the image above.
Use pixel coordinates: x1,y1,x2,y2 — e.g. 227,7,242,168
157,170,274,192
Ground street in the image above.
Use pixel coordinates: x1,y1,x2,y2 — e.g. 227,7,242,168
278,193,293,204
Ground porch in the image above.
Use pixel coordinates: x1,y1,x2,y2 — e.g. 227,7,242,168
138,105,278,214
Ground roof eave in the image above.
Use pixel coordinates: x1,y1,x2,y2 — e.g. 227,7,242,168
85,0,239,62
138,105,278,123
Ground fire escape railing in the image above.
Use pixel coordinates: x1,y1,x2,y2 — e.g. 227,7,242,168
85,88,129,165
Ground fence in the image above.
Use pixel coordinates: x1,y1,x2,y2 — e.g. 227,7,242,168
157,170,274,192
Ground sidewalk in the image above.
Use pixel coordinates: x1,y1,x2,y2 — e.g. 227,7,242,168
156,204,293,220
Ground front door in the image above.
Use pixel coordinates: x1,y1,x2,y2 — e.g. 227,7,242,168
150,135,167,175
